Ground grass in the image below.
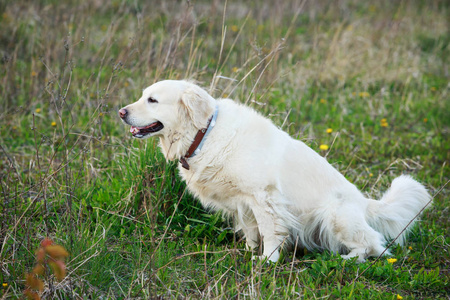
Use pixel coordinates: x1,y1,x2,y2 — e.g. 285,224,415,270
0,0,449,298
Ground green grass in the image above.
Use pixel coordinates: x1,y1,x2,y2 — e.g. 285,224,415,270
1,0,449,298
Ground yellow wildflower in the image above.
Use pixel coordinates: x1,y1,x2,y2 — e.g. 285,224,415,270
397,295,403,300
369,173,373,177
319,144,329,151
31,71,37,77
423,118,428,123
387,258,397,264
232,67,238,73
231,25,238,32
380,118,388,127
124,81,129,87
326,128,333,134
408,246,413,250
2,283,7,288
51,121,57,127
99,112,103,117
35,108,41,113
320,98,326,104
359,92,370,97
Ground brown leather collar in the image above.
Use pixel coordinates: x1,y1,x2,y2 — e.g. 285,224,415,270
179,114,215,170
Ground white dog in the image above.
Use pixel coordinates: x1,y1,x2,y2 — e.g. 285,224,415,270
119,80,430,262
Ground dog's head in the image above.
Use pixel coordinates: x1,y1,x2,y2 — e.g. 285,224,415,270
119,80,216,139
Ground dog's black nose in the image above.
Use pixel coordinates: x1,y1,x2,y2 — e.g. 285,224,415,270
119,108,127,119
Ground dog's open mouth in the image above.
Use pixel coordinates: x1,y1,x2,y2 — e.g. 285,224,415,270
129,121,164,138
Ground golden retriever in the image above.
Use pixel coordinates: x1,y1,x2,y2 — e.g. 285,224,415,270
119,80,430,262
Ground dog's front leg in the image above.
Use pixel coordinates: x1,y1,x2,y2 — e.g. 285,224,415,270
238,217,259,250
234,204,259,250
251,205,282,262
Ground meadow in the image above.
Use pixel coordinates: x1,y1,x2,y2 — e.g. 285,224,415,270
0,0,449,298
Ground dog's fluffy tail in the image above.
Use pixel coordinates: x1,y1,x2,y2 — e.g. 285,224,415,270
366,175,431,245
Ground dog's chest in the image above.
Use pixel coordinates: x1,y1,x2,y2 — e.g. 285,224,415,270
180,166,243,211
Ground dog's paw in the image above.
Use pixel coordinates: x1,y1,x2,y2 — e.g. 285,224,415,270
341,254,366,263
252,255,275,264
245,241,257,251
251,251,280,263
251,255,262,261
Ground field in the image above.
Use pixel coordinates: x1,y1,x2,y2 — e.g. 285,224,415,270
0,0,449,298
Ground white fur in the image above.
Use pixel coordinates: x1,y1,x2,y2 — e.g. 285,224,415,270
120,80,431,262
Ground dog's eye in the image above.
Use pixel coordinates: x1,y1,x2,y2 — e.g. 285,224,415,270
148,97,158,103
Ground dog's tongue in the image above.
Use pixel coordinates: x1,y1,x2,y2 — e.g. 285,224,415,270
130,123,160,135
130,126,140,134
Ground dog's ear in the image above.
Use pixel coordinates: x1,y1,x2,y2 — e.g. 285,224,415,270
180,86,215,129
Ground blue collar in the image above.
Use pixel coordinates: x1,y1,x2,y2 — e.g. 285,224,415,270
180,105,218,170
193,105,218,156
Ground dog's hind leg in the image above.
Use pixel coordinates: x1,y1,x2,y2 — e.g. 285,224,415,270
332,204,387,262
